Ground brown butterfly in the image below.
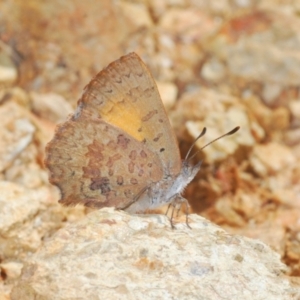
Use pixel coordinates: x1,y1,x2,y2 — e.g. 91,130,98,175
45,53,239,228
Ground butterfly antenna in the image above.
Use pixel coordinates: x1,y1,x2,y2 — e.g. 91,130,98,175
187,126,240,161
184,127,207,160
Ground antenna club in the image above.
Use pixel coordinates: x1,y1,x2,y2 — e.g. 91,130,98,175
227,126,240,135
186,125,240,161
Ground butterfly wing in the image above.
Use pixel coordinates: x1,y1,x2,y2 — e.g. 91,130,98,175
45,111,164,209
78,52,181,175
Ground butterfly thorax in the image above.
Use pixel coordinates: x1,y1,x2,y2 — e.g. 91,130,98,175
125,160,201,213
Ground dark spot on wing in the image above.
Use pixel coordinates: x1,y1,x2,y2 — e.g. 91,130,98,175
141,110,158,122
117,134,130,149
130,178,138,185
90,177,110,194
153,133,163,142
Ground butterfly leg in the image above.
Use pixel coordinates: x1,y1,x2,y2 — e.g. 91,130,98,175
176,205,181,217
184,198,192,229
168,196,192,229
165,203,172,216
169,201,177,229
165,202,178,229
174,196,192,229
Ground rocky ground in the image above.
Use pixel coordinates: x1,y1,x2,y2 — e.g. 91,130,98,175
1,1,300,299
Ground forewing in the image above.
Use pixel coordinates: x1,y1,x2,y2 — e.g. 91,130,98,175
78,52,181,175
45,111,164,209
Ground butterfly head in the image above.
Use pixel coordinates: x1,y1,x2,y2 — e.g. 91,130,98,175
164,159,201,201
182,159,201,181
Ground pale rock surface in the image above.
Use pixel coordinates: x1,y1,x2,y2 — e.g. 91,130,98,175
159,8,217,43
120,2,153,28
0,101,35,173
156,81,178,109
201,58,226,82
285,128,300,148
214,10,300,89
0,180,85,261
0,87,31,109
30,92,73,123
289,99,300,121
177,88,255,163
288,99,300,132
261,82,283,105
0,181,43,258
0,262,23,280
0,51,18,83
0,283,10,300
249,143,296,177
171,87,259,150
11,208,299,300
0,65,17,83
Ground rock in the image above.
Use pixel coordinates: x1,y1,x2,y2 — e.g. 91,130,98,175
0,101,35,173
0,51,18,83
0,181,42,258
120,2,153,28
175,89,255,162
201,58,226,82
156,81,178,109
30,92,73,123
262,82,283,106
159,8,217,43
289,99,300,128
0,65,17,83
11,208,299,300
0,262,23,280
249,143,296,177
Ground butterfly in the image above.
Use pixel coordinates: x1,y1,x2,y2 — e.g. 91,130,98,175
45,53,239,228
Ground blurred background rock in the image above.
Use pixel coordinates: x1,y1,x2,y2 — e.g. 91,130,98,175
1,0,300,298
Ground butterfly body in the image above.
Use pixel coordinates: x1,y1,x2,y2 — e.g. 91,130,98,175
125,161,201,213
